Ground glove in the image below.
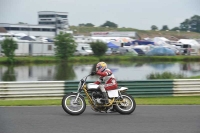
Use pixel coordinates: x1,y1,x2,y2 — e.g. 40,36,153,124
90,71,96,76
99,77,103,82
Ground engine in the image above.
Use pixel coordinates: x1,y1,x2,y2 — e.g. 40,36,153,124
91,91,103,104
92,91,102,98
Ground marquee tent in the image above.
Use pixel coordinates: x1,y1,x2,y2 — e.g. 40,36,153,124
107,42,119,48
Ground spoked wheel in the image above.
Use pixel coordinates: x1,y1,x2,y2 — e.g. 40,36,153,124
114,94,136,115
62,93,86,115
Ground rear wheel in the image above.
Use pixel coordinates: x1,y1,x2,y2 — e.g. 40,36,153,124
62,93,86,115
114,94,136,115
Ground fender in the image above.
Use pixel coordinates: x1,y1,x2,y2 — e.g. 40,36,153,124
118,87,128,91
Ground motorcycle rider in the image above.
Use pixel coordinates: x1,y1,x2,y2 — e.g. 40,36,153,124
91,62,118,104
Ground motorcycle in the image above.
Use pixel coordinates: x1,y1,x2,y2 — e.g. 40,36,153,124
62,73,136,115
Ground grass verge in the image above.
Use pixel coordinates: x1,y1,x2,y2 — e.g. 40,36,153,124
2,55,200,64
69,26,200,39
0,96,200,106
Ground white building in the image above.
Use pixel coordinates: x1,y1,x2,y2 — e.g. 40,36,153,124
90,31,140,45
0,38,55,56
74,36,93,43
38,11,68,29
0,11,71,38
15,41,55,56
0,23,56,38
90,31,140,39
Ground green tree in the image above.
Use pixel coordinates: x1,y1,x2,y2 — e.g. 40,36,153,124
1,38,17,63
161,25,169,31
101,21,118,28
54,32,76,60
190,15,200,33
90,41,107,56
85,23,95,27
180,19,190,31
78,23,85,27
171,27,180,31
179,15,200,33
78,23,94,27
151,25,158,30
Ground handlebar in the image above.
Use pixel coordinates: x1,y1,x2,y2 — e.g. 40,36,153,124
81,74,92,82
80,71,96,83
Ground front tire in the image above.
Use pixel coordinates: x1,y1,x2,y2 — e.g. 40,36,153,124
114,94,136,115
62,93,86,115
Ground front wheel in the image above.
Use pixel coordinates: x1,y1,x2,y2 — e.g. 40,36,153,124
62,93,86,115
114,94,136,115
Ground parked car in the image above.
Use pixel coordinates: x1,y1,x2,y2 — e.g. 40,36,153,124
74,50,90,56
76,43,93,55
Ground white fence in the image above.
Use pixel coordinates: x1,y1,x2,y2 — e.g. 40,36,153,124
0,81,66,100
173,79,200,96
1,79,200,100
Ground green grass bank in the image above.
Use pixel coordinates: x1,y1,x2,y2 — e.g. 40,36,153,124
69,26,200,39
1,55,200,64
0,96,200,106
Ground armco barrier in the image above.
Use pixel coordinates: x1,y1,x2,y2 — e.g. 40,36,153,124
0,79,200,100
173,79,200,96
0,81,67,99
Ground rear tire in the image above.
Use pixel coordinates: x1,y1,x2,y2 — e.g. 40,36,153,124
62,93,86,115
114,94,136,115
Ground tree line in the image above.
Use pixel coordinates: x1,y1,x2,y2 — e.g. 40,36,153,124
78,21,118,28
77,15,200,33
151,15,200,32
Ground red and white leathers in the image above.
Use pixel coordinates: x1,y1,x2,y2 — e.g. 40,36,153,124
94,68,118,92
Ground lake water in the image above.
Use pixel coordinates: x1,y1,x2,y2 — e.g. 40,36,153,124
1,62,200,81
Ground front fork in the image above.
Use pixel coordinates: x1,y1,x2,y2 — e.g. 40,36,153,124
74,93,80,103
73,84,85,103
73,85,93,105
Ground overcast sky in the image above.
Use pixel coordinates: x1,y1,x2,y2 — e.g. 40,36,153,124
0,0,199,30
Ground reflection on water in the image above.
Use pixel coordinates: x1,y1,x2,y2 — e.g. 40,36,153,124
1,62,200,81
181,63,200,73
2,65,16,81
54,62,76,81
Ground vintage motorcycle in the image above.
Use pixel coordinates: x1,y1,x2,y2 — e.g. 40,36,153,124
62,73,136,115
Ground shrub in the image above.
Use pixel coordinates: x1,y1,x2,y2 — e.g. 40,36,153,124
1,38,18,63
54,32,76,60
146,72,186,79
90,41,107,57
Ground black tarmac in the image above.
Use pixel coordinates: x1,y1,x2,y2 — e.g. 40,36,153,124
0,105,199,133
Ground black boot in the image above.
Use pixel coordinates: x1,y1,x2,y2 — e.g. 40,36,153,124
101,92,109,104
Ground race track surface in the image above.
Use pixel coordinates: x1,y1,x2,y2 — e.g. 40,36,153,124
0,105,199,133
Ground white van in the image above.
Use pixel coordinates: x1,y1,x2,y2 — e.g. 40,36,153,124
76,43,93,55
178,39,200,55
